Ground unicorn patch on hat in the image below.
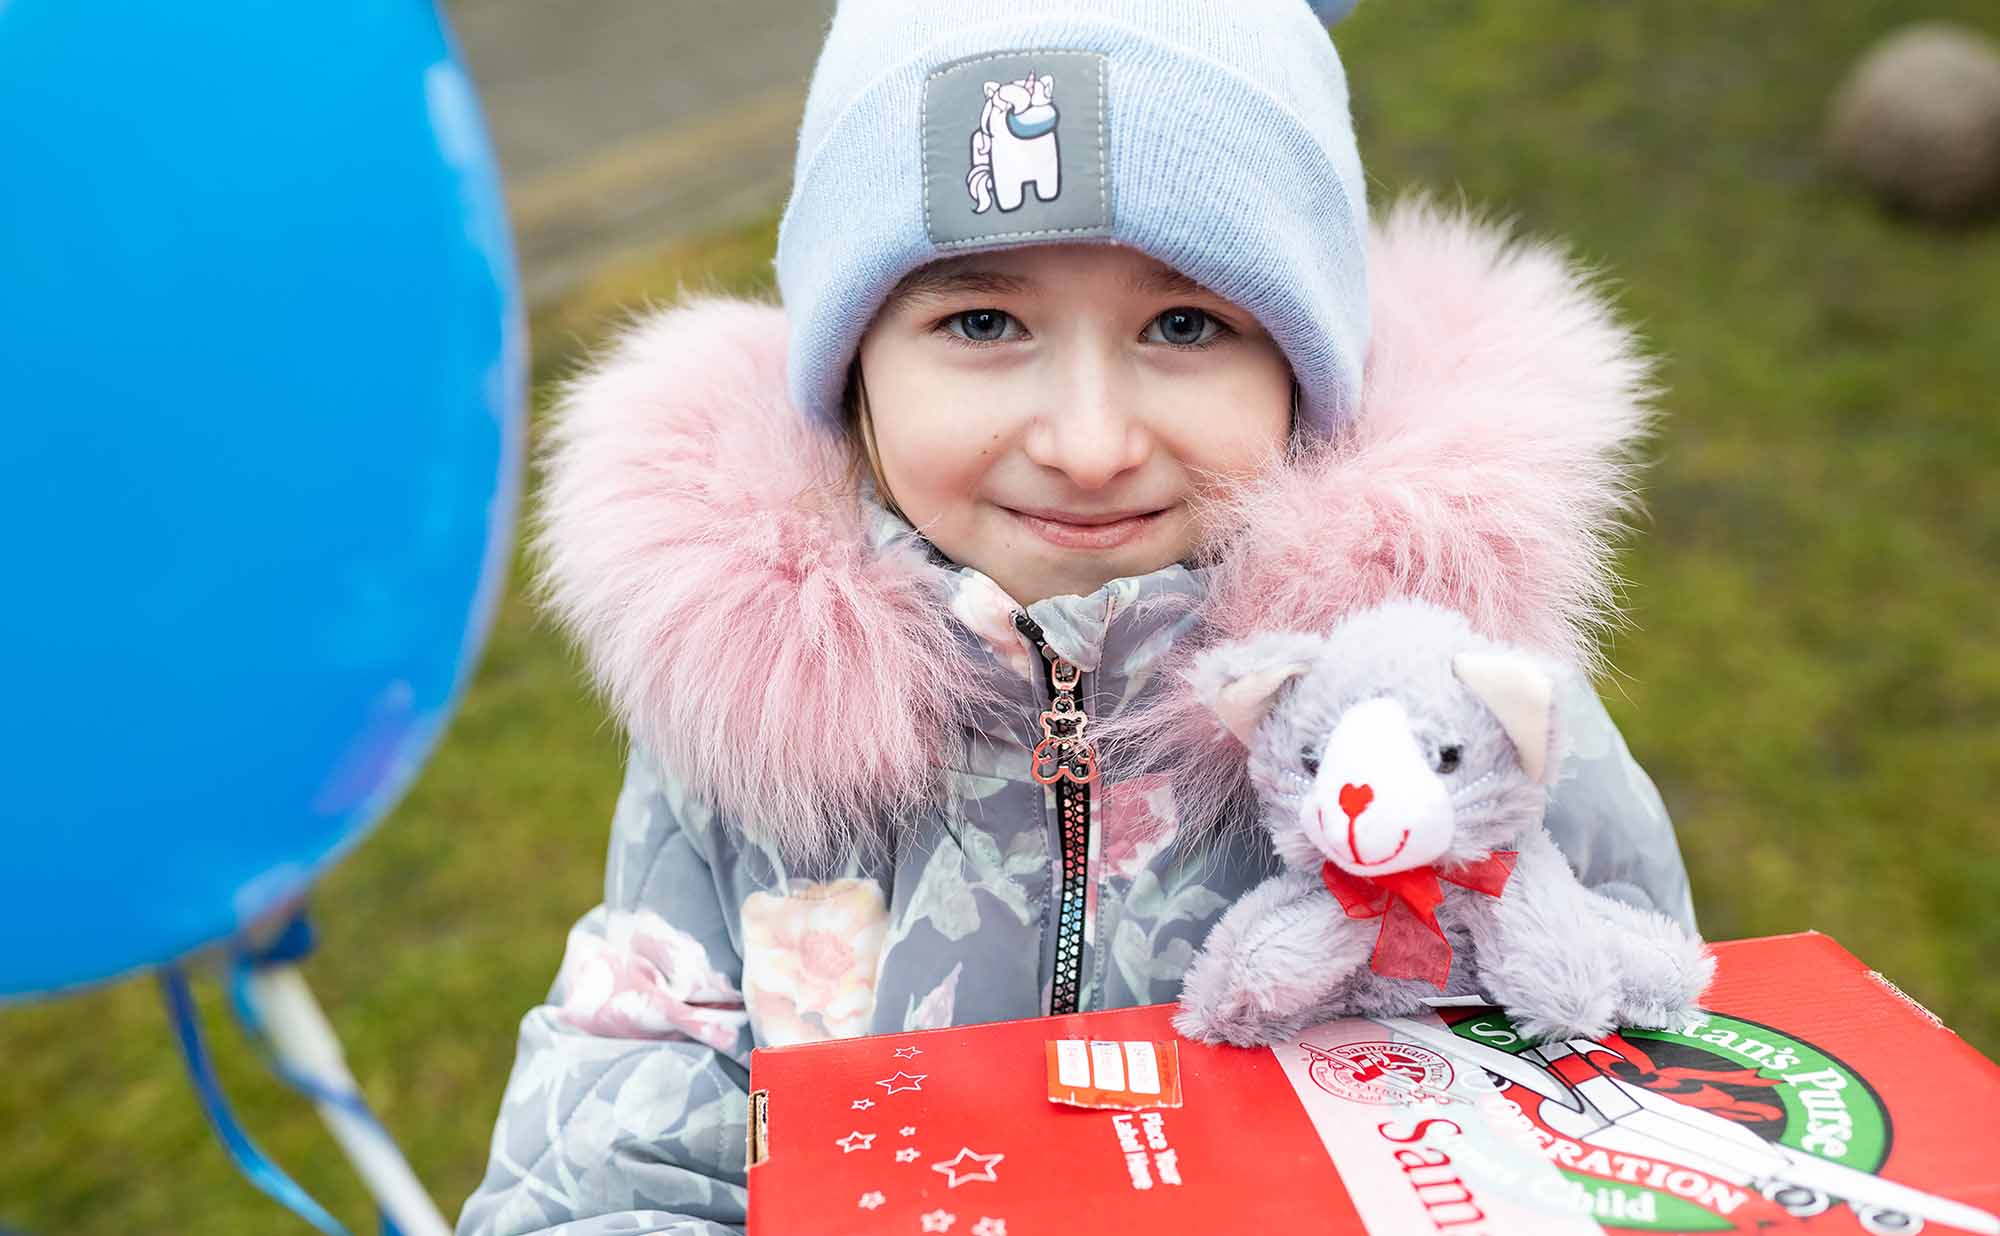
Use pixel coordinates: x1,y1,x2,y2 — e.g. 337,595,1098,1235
967,72,1060,213
921,50,1106,247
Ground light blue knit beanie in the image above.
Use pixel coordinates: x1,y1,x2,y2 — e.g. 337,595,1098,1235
774,0,1369,438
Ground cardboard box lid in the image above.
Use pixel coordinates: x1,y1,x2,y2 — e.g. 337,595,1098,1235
748,932,2000,1235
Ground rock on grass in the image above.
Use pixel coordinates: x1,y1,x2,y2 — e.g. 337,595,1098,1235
1826,22,2000,222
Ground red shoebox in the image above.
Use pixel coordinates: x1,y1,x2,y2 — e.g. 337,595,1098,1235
747,933,2000,1236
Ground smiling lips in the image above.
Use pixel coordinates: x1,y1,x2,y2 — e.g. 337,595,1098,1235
1006,505,1168,550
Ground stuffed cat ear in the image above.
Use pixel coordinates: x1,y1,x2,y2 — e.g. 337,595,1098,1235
1190,633,1324,745
1452,651,1557,784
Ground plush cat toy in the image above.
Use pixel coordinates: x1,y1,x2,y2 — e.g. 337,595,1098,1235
1173,599,1714,1047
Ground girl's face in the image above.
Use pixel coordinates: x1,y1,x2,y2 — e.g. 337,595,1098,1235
856,243,1294,606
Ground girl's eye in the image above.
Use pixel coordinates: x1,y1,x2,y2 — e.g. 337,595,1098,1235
1146,307,1224,349
942,309,1019,345
1436,745,1462,775
1300,746,1321,777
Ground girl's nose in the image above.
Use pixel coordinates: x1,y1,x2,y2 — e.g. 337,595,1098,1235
1020,350,1151,489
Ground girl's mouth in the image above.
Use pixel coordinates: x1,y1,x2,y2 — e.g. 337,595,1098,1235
1004,505,1169,551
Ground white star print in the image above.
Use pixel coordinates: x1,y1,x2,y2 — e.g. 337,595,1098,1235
900,1125,917,1136
875,1071,927,1095
972,1219,1008,1236
857,1191,886,1210
920,1210,956,1233
931,1147,1005,1188
835,1130,876,1153
896,1147,920,1163
893,1045,923,1059
851,1098,875,1110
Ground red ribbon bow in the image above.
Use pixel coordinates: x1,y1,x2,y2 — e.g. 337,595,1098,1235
1320,852,1519,991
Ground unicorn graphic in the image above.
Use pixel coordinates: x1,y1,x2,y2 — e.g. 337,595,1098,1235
966,71,1061,213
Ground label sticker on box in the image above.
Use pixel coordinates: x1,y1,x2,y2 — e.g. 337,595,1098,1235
1054,1039,1090,1088
1089,1041,1126,1091
1045,1039,1183,1110
1124,1041,1161,1095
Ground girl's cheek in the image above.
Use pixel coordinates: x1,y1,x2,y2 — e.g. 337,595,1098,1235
872,371,1025,466
880,402,1003,470
1147,368,1292,475
871,409,1016,527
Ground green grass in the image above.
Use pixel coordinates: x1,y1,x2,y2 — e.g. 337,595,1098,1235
3,2,1995,1230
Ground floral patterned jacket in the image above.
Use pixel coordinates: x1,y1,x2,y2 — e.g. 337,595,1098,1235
456,204,1696,1236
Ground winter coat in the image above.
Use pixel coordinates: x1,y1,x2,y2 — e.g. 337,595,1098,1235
456,202,1695,1236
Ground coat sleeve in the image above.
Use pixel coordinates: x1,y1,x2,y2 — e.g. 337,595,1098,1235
457,749,754,1236
1541,671,1700,935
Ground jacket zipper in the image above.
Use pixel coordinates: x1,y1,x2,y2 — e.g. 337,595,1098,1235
1013,611,1095,1016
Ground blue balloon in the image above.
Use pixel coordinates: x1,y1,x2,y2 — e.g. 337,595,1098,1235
0,2,523,997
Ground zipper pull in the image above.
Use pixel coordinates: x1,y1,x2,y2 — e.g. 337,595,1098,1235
1016,612,1098,786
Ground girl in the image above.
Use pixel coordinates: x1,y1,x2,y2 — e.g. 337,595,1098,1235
459,2,1693,1233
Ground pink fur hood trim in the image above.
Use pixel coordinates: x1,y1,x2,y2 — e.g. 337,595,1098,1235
534,199,1657,855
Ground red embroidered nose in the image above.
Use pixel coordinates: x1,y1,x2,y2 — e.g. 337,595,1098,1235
1339,783,1374,822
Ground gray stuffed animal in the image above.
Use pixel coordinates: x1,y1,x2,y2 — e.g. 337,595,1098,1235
1173,599,1713,1047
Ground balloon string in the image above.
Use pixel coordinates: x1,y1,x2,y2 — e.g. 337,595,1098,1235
226,962,379,1124
159,968,354,1236
226,918,447,1236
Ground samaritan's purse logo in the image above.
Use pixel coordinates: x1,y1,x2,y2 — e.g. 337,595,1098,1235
1445,1011,1892,1233
1303,1039,1458,1107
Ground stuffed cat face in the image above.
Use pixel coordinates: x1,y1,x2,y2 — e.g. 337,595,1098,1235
1190,600,1567,876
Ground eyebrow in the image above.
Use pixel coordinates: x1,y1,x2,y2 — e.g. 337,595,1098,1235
1124,265,1214,299
884,261,1219,307
885,266,1033,305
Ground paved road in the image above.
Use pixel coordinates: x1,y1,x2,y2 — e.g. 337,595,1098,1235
443,0,835,306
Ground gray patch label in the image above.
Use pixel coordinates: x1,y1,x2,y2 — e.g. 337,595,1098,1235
923,50,1111,248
